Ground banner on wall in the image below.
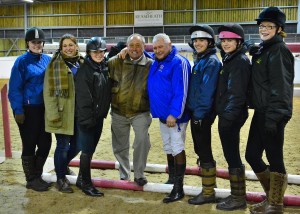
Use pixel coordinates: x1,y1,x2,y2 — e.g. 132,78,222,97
134,10,163,26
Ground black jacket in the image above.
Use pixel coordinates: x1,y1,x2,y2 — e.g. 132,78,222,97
215,47,251,122
249,35,294,124
75,57,111,128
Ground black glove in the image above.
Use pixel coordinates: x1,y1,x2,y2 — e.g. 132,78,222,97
219,118,232,128
243,40,255,52
249,45,262,56
264,120,277,136
15,114,25,124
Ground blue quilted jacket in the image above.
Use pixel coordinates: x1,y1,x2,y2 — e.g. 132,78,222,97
8,51,51,114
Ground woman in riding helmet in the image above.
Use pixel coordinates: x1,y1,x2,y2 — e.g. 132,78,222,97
215,23,251,211
75,37,111,197
186,24,221,206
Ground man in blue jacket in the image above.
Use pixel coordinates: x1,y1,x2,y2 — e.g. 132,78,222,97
148,33,191,203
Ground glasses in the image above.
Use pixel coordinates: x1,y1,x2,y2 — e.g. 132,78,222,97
258,25,277,30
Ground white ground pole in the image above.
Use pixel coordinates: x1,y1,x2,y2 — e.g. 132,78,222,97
41,173,300,207
41,172,230,198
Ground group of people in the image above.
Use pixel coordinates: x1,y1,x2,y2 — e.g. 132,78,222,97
8,6,294,214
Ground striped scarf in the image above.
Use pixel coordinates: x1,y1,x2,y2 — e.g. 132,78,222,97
48,51,80,97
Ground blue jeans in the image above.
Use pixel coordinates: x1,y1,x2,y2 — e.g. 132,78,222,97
54,133,79,179
76,118,104,156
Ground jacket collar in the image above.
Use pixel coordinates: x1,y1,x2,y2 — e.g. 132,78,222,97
260,34,283,49
250,34,283,56
195,48,217,62
124,53,148,65
85,56,106,70
222,46,244,63
155,45,178,63
26,50,42,60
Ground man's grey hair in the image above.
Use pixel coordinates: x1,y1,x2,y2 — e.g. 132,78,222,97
127,33,145,44
153,33,171,44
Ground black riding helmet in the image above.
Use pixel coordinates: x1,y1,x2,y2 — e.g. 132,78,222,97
25,27,45,42
86,37,107,55
25,27,46,49
256,7,286,30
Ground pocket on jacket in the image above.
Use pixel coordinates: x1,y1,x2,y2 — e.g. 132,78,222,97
48,104,64,128
48,119,63,128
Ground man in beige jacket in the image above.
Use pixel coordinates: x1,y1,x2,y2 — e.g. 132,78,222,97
108,33,152,186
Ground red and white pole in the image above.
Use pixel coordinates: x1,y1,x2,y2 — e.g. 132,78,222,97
69,159,300,185
42,173,300,206
1,84,12,158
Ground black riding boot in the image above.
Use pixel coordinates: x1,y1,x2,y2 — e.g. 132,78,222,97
76,169,82,189
22,156,48,192
165,154,175,184
163,151,187,203
35,156,52,188
81,153,104,197
163,161,185,203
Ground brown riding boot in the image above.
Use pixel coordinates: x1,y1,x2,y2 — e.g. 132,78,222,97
216,166,247,211
265,172,287,214
250,167,270,214
188,161,217,205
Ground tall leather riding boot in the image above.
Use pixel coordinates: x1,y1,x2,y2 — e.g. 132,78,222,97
165,154,175,184
76,168,82,189
163,151,186,203
163,162,185,203
188,161,216,205
22,156,48,192
35,156,52,188
80,153,104,197
250,167,270,214
216,165,247,211
265,172,287,214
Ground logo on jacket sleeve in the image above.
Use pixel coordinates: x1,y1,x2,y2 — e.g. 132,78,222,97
256,58,262,64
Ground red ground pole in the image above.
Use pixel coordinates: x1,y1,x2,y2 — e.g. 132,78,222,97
1,84,12,158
